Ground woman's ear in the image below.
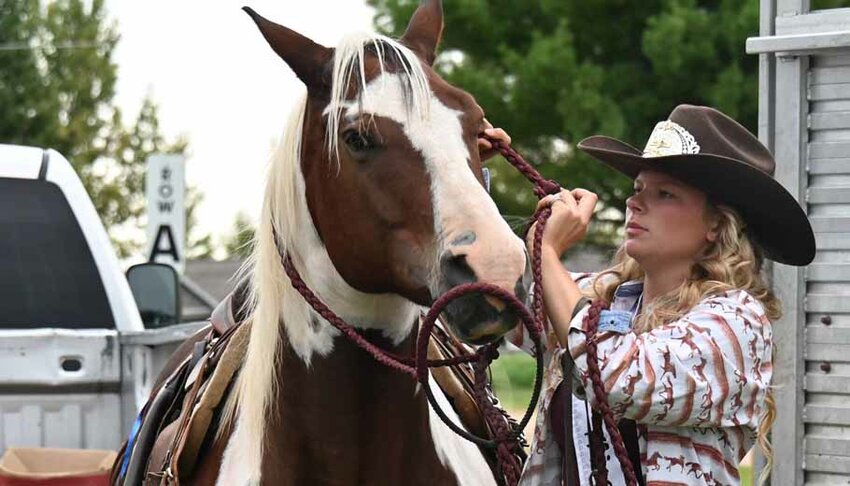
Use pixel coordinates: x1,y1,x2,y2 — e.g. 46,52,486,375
706,214,721,243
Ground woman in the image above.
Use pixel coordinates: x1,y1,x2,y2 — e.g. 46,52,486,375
480,105,815,485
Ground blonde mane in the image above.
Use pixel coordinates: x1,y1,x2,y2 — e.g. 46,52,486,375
217,32,433,479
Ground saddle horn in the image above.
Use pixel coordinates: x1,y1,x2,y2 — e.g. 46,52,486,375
400,0,443,66
243,7,332,91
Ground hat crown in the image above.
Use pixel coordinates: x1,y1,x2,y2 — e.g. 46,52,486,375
665,104,775,176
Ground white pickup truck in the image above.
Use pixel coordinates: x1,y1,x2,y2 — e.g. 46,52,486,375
0,144,204,456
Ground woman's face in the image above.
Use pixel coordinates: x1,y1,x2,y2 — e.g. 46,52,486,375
624,170,717,269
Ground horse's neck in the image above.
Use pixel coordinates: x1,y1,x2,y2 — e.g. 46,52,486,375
260,328,460,485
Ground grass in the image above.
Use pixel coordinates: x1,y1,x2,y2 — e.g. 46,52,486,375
489,350,536,412
741,464,753,486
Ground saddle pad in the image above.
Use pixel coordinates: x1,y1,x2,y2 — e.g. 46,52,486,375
171,321,251,480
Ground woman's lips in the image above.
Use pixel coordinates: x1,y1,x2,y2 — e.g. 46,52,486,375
626,222,647,236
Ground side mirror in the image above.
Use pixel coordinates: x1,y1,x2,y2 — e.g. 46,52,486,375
126,263,181,328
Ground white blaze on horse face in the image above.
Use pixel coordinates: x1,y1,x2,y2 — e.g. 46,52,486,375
342,73,526,295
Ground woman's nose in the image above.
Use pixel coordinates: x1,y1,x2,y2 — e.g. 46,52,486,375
626,194,644,213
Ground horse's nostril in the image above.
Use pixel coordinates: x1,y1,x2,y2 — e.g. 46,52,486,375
440,252,477,286
450,231,477,247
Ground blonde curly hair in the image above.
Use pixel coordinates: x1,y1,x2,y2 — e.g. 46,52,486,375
587,203,779,485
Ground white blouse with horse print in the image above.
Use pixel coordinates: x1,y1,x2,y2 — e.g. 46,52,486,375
511,274,773,486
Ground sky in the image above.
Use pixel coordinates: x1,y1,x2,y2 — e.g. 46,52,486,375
107,0,376,247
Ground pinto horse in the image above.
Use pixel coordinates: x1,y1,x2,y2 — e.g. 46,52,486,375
126,2,531,484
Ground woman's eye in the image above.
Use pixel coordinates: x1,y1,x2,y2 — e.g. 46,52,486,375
344,131,376,152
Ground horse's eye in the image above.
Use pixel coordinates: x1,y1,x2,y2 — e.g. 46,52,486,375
343,130,376,153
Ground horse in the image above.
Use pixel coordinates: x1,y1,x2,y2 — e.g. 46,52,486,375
120,1,532,484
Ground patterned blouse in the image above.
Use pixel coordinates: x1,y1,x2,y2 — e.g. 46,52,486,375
512,276,773,486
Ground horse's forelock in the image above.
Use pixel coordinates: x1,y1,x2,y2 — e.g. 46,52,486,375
325,33,432,162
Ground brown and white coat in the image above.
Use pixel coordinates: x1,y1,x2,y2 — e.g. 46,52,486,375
513,276,773,486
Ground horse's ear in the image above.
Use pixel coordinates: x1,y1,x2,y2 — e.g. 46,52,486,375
400,0,443,66
243,7,332,91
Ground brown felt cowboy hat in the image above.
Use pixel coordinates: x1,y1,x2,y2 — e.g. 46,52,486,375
577,104,815,266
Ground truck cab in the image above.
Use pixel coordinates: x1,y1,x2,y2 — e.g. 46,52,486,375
0,144,200,454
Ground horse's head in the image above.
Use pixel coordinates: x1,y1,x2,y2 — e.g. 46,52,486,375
245,1,529,345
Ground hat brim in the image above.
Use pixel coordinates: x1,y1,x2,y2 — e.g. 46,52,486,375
578,136,816,266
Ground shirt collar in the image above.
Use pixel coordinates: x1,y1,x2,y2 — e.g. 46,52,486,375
610,280,644,314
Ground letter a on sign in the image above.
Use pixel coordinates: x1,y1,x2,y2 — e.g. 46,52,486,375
146,155,185,273
149,225,180,262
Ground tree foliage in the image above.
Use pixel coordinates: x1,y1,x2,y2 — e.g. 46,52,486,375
0,0,207,257
368,0,816,244
223,212,256,260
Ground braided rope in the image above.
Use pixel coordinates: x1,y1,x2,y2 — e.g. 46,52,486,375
415,284,544,450
475,346,522,484
583,300,639,486
488,139,560,198
589,411,609,483
281,252,478,376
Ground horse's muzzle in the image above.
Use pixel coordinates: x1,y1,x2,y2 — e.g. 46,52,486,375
438,253,531,344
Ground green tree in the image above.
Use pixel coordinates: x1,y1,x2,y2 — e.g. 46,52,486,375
369,0,840,244
101,96,191,256
0,0,209,257
223,212,256,260
186,187,215,260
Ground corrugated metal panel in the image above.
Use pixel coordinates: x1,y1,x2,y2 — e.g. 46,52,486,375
809,158,850,175
804,50,850,483
805,374,850,393
804,455,850,474
815,233,850,249
808,436,850,455
809,217,850,233
808,263,850,280
806,294,850,312
805,343,850,361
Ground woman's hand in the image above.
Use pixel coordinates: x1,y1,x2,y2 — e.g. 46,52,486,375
526,188,598,257
478,119,511,162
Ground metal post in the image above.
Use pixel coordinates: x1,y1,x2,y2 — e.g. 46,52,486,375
770,2,809,484
771,56,808,486
755,1,778,479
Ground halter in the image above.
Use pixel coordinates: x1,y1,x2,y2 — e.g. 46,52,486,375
275,137,635,486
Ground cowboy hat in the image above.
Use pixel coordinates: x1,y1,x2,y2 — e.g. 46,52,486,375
577,104,815,266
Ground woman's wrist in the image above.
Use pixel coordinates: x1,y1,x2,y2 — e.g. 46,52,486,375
540,244,563,261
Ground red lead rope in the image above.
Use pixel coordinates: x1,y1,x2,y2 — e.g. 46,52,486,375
275,136,634,486
583,301,639,486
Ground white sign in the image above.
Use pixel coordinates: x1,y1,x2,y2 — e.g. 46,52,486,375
145,154,185,273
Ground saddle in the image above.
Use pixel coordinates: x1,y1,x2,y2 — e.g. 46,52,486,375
112,284,525,485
